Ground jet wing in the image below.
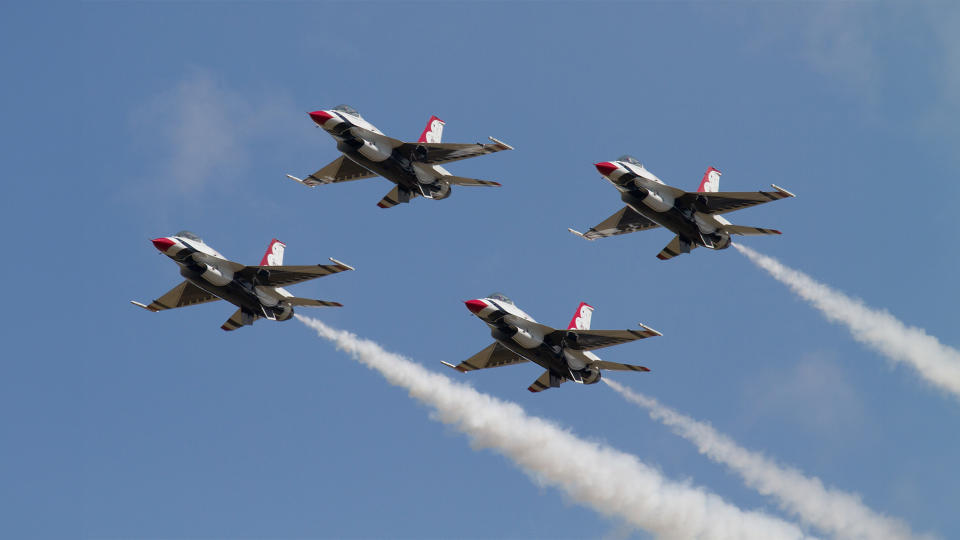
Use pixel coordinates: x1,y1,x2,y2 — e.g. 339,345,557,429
443,342,528,372
398,137,512,166
675,185,795,216
568,206,660,240
551,325,661,351
236,259,354,288
287,155,376,187
131,280,220,312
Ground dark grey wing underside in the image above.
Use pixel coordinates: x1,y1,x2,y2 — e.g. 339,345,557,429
235,264,352,287
551,327,661,351
139,280,220,311
451,342,529,372
397,139,511,166
297,156,377,186
675,188,794,216
574,206,660,240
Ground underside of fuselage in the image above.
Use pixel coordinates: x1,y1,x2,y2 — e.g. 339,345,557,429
621,190,731,251
178,266,289,321
335,138,447,201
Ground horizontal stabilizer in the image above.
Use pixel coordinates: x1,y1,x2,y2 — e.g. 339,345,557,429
528,370,564,393
377,185,416,208
594,360,651,372
721,224,782,236
442,175,501,187
285,297,343,307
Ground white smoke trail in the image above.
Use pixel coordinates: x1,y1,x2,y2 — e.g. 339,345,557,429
605,379,930,540
733,243,960,400
297,316,811,540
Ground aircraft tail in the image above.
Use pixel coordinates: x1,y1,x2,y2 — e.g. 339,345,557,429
417,115,445,143
260,238,286,266
696,167,721,193
567,302,595,330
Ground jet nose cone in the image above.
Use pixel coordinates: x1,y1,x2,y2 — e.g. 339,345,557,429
151,237,175,253
309,110,334,126
595,162,619,176
464,299,488,315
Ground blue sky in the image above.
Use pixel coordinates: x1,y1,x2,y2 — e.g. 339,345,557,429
4,2,959,538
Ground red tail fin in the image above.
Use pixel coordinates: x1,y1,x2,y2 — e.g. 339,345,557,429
567,302,594,330
417,115,445,143
260,238,286,266
697,167,722,193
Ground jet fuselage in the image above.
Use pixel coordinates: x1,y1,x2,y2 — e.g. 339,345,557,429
466,297,602,385
600,160,732,252
315,109,452,201
154,235,293,321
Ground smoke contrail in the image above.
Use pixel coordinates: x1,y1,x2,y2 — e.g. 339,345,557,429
733,243,960,400
297,316,810,540
605,379,929,540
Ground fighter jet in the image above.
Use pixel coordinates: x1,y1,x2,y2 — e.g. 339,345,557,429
286,105,512,208
443,294,660,393
569,156,795,260
131,232,353,331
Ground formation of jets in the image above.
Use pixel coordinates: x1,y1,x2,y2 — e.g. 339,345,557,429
134,103,795,392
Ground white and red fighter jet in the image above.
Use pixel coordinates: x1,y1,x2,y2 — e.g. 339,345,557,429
286,105,512,208
443,294,660,393
131,232,353,331
569,156,795,260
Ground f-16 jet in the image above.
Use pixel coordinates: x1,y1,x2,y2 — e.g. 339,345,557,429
131,232,353,331
569,157,795,260
286,105,512,208
443,294,660,393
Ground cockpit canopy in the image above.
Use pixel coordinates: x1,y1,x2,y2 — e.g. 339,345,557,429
332,104,360,117
617,155,643,167
174,230,203,243
487,292,513,304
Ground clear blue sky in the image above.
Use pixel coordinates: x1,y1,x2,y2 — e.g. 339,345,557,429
3,2,959,538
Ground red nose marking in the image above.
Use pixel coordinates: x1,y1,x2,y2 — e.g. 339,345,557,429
464,299,488,314
309,110,334,126
151,237,175,252
595,162,619,176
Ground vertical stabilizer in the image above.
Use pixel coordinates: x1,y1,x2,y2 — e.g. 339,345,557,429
697,167,721,193
567,302,595,330
260,238,286,266
417,115,445,143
